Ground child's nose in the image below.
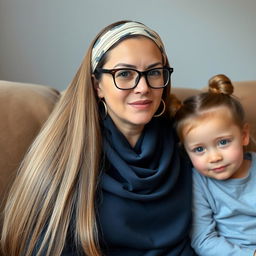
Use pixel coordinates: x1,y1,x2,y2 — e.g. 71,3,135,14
209,150,223,163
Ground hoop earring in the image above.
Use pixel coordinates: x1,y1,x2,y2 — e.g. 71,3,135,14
99,98,108,119
154,99,166,118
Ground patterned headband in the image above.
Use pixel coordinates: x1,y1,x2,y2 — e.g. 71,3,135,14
91,21,166,72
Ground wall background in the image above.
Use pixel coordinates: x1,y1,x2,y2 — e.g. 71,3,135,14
0,0,255,90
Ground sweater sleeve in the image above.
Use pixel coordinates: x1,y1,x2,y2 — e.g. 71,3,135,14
190,171,255,256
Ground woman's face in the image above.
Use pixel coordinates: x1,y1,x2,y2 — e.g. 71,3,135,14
94,37,164,135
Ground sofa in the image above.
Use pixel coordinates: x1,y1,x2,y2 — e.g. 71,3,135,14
0,81,60,234
0,79,255,246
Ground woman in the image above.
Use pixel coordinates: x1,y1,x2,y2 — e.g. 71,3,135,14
1,20,196,256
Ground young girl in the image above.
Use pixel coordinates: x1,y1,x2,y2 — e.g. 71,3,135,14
174,74,256,256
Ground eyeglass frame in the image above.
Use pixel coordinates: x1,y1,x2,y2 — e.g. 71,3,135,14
94,67,174,90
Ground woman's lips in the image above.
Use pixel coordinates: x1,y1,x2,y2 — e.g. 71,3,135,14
129,100,152,110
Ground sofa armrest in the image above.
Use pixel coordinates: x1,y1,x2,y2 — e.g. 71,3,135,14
0,80,60,230
232,81,256,151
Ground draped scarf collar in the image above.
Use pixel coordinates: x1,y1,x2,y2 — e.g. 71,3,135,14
101,115,180,200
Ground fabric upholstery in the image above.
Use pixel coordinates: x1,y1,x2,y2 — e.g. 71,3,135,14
0,81,60,235
232,81,256,150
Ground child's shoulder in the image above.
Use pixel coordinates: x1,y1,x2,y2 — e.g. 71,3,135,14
192,168,209,184
248,151,256,158
248,152,256,173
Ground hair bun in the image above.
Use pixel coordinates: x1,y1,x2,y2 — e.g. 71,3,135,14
208,74,234,95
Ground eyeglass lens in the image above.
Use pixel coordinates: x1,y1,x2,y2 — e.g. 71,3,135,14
114,68,169,89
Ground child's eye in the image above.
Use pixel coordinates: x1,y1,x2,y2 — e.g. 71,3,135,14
192,146,205,153
218,139,231,147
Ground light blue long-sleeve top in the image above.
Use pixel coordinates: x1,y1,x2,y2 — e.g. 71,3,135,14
191,152,256,256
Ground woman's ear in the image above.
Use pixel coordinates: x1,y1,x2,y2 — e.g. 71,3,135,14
242,123,250,146
92,74,104,98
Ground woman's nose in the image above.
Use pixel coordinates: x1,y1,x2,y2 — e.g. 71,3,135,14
134,76,150,93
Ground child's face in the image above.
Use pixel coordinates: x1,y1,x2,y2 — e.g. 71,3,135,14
183,107,250,180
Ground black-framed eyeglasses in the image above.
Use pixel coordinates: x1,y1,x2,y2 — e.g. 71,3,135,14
95,67,174,90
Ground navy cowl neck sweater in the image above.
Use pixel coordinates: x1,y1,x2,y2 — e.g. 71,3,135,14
97,116,196,256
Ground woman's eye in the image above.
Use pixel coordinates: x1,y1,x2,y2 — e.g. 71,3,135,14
116,70,131,78
148,69,161,77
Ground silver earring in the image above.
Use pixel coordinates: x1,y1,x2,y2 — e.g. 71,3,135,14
99,99,108,119
154,99,166,117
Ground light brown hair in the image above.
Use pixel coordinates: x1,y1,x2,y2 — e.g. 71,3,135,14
174,74,246,142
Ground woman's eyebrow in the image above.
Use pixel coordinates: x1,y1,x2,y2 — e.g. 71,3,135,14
113,63,136,68
113,62,162,69
147,62,163,69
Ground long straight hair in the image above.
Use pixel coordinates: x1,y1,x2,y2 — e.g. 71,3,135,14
1,20,172,256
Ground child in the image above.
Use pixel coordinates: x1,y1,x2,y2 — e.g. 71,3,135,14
174,74,256,256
